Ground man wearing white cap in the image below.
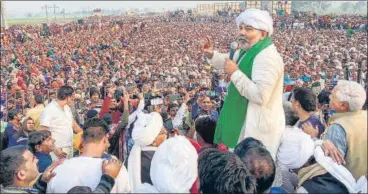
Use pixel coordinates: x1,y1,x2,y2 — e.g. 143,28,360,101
127,112,167,191
200,8,285,159
135,136,198,193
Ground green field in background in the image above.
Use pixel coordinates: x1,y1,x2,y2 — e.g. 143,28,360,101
7,15,86,25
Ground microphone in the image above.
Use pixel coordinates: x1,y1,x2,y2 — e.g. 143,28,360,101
229,42,238,60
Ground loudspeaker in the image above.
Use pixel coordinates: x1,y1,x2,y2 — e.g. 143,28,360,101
77,19,84,24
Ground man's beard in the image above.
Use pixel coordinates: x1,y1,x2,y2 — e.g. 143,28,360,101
236,36,250,50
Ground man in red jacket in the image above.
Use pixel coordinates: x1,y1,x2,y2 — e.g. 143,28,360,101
99,86,144,124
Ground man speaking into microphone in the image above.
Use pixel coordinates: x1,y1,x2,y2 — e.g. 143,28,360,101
200,9,285,159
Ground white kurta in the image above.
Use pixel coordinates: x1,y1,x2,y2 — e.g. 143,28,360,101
210,44,285,159
47,157,130,193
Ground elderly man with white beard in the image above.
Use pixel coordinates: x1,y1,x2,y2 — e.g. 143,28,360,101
200,8,285,159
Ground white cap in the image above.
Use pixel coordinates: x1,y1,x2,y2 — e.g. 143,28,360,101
151,97,163,106
236,8,273,36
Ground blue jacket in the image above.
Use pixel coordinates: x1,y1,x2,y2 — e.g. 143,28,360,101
34,152,52,173
8,132,29,147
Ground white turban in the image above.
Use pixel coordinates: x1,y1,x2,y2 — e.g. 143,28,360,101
135,136,198,193
128,112,164,191
236,8,273,36
277,126,315,169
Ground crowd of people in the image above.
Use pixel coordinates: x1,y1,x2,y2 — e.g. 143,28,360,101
0,8,367,193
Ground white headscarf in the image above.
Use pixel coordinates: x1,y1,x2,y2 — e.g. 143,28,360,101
278,127,366,193
314,146,363,193
236,8,273,36
277,126,315,169
135,136,198,193
128,112,163,191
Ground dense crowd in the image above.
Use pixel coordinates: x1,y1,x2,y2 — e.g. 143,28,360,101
0,10,367,194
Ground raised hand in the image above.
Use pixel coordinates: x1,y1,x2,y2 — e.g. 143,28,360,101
200,36,214,59
301,122,319,138
53,148,67,159
123,90,130,103
183,89,192,104
138,93,144,100
108,86,117,97
41,159,65,183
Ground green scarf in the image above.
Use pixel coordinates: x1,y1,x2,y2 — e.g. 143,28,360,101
214,37,272,148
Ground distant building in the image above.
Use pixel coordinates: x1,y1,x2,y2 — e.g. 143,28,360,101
272,1,292,15
214,2,243,13
195,4,215,16
194,1,292,15
93,9,102,17
246,1,262,9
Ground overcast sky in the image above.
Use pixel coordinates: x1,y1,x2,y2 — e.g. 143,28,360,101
5,1,222,13
5,1,365,18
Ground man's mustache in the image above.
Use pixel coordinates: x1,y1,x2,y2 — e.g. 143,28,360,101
236,36,248,44
235,36,248,42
